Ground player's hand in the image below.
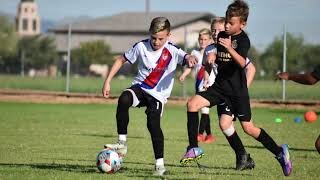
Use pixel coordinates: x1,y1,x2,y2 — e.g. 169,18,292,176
179,75,186,82
187,55,198,68
276,72,289,80
219,36,232,50
102,82,111,98
206,53,216,65
203,79,210,90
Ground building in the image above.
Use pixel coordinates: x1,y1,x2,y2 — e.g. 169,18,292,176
16,0,41,36
49,12,215,54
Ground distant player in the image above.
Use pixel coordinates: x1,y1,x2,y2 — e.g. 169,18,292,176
102,17,197,176
179,28,217,144
277,65,320,153
180,0,292,176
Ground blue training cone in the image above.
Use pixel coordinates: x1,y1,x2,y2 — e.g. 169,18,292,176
294,117,302,123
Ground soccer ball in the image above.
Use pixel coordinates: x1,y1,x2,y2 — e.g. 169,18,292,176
96,149,122,173
304,110,317,123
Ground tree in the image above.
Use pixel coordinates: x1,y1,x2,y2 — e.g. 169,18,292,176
18,35,58,70
71,40,113,75
259,33,316,78
0,16,18,72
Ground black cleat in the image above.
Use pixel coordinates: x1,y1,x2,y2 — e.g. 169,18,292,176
235,153,255,170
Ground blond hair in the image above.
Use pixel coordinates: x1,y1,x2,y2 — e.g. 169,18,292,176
149,17,171,34
198,28,211,38
210,17,225,31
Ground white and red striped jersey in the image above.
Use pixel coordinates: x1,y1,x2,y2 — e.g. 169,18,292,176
195,44,218,92
124,39,187,104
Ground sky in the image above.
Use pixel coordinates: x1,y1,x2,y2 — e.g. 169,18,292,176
1,0,320,51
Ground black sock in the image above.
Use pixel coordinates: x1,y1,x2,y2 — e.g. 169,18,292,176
256,128,282,156
187,111,199,149
202,114,211,135
198,114,206,134
226,131,246,155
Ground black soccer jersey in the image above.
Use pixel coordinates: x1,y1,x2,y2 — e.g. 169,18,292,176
311,65,320,80
213,31,250,96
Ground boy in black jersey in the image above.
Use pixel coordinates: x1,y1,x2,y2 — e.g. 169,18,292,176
180,0,292,176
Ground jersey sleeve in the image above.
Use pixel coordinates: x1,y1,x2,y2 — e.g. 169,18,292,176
237,36,250,59
311,65,320,80
176,47,188,66
123,43,140,64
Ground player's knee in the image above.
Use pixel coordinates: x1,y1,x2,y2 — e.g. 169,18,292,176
242,123,258,137
118,91,133,108
222,125,235,137
187,99,199,111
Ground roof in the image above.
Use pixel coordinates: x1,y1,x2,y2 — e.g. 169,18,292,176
50,12,215,33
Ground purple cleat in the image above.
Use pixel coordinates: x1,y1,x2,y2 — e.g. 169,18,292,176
276,144,292,176
180,147,204,165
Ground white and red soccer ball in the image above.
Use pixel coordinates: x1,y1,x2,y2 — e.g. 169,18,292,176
96,149,122,174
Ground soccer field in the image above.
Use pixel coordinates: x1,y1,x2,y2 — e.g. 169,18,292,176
0,102,319,179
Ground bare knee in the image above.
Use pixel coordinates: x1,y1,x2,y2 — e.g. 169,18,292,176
241,122,260,138
187,97,202,112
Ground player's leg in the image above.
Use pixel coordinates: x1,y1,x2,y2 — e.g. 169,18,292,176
218,102,254,170
316,135,320,153
198,110,206,142
201,107,215,143
145,95,166,176
104,87,142,157
237,96,292,176
180,95,210,165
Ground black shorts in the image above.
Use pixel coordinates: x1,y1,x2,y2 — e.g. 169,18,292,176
196,86,226,108
217,95,251,122
197,86,251,122
127,85,163,116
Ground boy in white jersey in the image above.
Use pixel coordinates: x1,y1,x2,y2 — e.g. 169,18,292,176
102,17,197,176
179,28,217,144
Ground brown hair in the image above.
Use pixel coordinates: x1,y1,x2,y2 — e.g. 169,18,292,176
226,0,249,22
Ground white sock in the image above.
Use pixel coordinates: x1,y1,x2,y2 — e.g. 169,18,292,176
118,134,127,142
156,158,164,166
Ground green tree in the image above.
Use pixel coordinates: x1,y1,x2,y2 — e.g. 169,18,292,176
18,35,58,70
260,33,312,78
71,40,113,75
0,16,18,72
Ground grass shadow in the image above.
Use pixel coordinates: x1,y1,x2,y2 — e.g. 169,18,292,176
0,162,97,174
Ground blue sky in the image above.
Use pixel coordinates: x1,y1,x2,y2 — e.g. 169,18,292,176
1,0,320,51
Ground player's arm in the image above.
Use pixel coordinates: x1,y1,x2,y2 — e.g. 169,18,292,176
219,36,247,68
245,60,256,87
179,67,192,82
102,55,126,98
277,72,318,85
203,70,210,89
185,54,198,68
204,52,216,74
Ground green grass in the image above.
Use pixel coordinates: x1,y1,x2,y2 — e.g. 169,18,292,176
0,101,319,179
0,75,320,101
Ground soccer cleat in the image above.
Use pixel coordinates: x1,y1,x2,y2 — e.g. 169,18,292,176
276,144,292,176
197,134,205,142
104,140,127,157
235,153,255,170
180,147,204,165
204,134,216,144
153,165,166,176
